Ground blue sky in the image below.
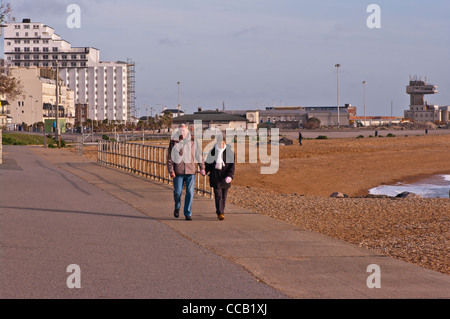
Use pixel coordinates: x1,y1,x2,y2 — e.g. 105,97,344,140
4,0,450,116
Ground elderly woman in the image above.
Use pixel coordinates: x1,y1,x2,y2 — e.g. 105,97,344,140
205,134,235,221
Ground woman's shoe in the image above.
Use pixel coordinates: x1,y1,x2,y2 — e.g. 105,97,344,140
218,213,225,220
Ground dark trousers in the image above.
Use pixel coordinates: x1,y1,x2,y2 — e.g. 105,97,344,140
214,188,229,215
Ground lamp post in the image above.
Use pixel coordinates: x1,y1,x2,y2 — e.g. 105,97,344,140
54,58,61,148
335,64,341,127
177,81,181,117
362,81,367,127
29,95,34,126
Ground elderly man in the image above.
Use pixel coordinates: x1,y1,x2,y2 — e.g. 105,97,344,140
167,124,205,221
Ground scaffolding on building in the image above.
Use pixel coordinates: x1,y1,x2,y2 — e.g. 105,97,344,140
127,58,136,123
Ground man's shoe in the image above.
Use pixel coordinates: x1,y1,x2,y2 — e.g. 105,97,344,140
174,209,180,218
218,213,225,221
185,216,192,221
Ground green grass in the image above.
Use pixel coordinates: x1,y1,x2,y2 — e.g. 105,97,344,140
2,133,58,146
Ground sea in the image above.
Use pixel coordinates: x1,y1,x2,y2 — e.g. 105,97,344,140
369,174,450,199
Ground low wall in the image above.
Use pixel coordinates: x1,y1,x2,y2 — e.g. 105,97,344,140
0,129,2,164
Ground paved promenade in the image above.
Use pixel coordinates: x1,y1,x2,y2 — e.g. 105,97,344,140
1,145,449,299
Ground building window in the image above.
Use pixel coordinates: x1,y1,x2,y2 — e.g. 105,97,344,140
43,55,48,59
71,62,77,67
15,25,20,29
62,55,67,59
24,47,30,52
24,25,30,29
33,25,39,29
71,55,77,59
16,32,19,36
43,47,49,52
33,55,39,59
14,40,20,44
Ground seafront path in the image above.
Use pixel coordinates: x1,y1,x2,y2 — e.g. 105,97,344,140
1,145,449,299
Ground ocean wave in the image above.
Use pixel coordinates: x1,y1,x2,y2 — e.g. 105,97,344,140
369,175,450,198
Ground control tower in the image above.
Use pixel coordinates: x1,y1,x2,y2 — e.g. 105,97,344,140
404,76,440,122
406,76,438,106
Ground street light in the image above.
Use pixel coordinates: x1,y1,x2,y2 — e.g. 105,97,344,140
177,81,181,117
362,81,367,127
29,95,34,125
335,64,341,127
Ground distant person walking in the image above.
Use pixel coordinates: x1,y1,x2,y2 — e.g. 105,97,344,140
205,134,235,221
167,124,205,221
298,132,303,146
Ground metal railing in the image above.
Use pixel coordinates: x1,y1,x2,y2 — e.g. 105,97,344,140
97,140,213,198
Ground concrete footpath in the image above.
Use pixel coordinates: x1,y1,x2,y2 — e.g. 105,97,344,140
1,145,450,299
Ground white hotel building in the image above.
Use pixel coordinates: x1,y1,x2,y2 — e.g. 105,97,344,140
3,19,135,123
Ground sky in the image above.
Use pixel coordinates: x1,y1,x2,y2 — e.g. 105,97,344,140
3,0,450,116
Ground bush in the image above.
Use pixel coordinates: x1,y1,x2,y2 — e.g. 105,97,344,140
316,135,328,140
387,133,396,137
304,117,321,129
357,135,364,139
102,134,110,140
2,136,14,145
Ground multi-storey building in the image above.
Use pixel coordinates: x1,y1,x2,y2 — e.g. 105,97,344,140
3,18,135,123
7,66,75,127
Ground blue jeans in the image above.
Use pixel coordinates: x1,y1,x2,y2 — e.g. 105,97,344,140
173,175,195,217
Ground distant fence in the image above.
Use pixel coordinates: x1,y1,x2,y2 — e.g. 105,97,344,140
97,140,213,198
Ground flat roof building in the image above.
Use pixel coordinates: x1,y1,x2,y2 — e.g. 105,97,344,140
3,19,135,123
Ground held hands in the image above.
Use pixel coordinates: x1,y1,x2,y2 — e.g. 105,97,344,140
225,177,232,184
200,170,206,176
170,172,176,178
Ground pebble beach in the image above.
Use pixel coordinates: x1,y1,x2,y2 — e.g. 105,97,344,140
228,186,450,275
229,133,450,275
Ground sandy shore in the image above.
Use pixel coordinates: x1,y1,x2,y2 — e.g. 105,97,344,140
74,133,450,275
233,134,450,197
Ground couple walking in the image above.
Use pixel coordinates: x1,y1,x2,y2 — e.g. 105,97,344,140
166,124,235,221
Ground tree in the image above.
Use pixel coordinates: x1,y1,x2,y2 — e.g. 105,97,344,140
0,2,22,101
304,117,321,129
0,1,13,24
158,113,173,131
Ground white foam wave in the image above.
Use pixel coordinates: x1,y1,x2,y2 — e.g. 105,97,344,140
369,175,450,198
